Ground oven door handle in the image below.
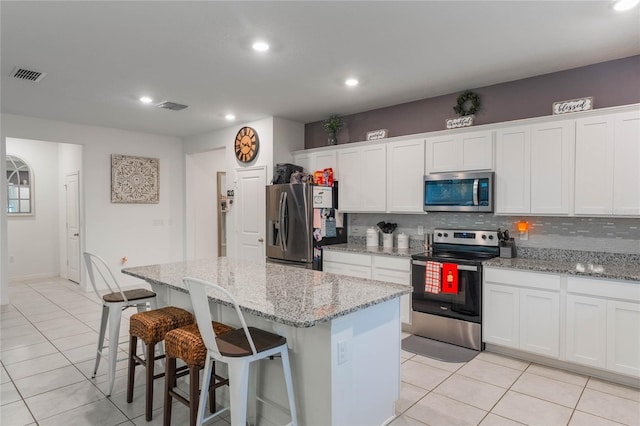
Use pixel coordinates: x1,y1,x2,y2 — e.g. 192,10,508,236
412,260,478,272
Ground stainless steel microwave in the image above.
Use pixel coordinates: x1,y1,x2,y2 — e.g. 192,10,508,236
423,171,494,212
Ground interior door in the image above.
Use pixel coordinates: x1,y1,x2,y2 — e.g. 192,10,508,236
236,167,266,262
65,172,80,283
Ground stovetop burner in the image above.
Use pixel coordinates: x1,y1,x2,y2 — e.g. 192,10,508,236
412,228,502,264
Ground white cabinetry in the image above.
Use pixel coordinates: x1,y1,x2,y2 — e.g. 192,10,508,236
565,276,640,377
372,256,412,324
337,145,387,212
483,268,560,357
293,149,338,179
425,130,493,173
322,251,371,279
386,138,425,212
496,121,572,215
575,111,640,216
323,251,411,324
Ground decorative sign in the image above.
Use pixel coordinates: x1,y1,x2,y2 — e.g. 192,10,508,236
366,129,388,141
446,115,474,129
552,97,593,115
111,154,159,203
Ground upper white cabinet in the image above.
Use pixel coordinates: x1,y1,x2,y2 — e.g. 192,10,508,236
575,111,640,216
293,149,338,179
425,130,493,173
386,138,425,212
337,144,387,212
496,120,572,215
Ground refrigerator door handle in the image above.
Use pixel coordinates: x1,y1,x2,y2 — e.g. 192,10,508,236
280,191,288,252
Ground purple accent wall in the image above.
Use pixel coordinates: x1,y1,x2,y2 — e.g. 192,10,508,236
305,55,640,149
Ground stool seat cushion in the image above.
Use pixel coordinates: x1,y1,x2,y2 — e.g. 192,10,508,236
130,307,194,345
165,322,234,367
103,288,156,303
217,327,287,358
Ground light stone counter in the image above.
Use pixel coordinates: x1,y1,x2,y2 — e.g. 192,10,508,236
122,257,410,327
323,242,424,258
122,257,406,425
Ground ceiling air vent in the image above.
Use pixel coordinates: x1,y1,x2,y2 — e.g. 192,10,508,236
10,66,46,82
156,101,189,111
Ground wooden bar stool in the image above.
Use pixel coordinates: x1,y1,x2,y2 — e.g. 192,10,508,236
127,306,195,421
184,277,298,426
163,321,234,426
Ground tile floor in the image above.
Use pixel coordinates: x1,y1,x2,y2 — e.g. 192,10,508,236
1,276,639,426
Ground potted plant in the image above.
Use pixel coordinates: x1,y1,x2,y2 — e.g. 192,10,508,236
322,114,344,145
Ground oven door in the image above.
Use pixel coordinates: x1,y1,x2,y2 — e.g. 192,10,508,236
411,259,481,323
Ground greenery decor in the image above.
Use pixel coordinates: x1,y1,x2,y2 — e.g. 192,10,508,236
322,114,345,134
453,91,481,116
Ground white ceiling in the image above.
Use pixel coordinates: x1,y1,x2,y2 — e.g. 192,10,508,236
1,1,639,138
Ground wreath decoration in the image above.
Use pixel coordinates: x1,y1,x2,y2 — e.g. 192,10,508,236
453,91,481,116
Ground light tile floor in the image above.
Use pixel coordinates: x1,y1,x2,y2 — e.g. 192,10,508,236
1,276,639,426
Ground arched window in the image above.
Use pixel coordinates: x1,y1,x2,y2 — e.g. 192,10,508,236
6,155,34,215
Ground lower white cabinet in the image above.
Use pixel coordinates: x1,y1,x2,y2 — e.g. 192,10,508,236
323,251,411,324
485,269,640,379
483,269,560,357
565,294,607,368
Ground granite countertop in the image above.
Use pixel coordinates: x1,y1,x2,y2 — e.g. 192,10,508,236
484,256,640,283
323,243,424,258
122,258,410,328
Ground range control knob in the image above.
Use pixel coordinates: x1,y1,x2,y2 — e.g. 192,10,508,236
443,232,449,237
437,232,443,237
488,235,494,240
481,235,487,239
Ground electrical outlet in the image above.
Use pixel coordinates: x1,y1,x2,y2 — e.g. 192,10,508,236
337,340,348,365
417,226,424,235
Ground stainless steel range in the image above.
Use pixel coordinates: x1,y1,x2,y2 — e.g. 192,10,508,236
411,228,500,351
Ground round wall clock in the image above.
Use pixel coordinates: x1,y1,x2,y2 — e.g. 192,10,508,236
234,126,259,163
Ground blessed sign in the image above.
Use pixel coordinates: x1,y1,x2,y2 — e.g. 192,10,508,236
446,115,474,129
553,97,593,115
366,129,388,141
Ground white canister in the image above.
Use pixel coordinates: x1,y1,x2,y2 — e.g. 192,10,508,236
382,233,393,249
397,233,409,249
366,227,379,247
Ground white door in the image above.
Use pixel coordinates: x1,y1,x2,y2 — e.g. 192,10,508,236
565,294,607,368
606,300,640,377
495,127,530,214
613,111,640,215
236,167,266,262
65,172,80,283
387,139,425,213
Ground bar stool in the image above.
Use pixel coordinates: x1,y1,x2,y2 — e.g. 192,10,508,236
163,321,235,426
184,277,298,426
127,306,195,421
84,252,158,396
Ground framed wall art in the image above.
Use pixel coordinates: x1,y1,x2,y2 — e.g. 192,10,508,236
111,154,159,203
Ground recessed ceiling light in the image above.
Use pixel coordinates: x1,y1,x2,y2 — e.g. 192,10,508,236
252,41,270,52
140,96,153,104
613,0,639,11
345,78,359,87
225,113,236,121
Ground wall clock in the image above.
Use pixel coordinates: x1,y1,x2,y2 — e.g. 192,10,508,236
234,126,259,163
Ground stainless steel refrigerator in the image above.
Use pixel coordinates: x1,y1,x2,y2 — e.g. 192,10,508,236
266,183,347,269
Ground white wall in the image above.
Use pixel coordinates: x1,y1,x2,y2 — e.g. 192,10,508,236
1,132,7,304
0,114,185,303
185,148,226,260
6,138,60,279
183,117,304,260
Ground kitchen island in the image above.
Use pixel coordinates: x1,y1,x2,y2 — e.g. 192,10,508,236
123,258,410,426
